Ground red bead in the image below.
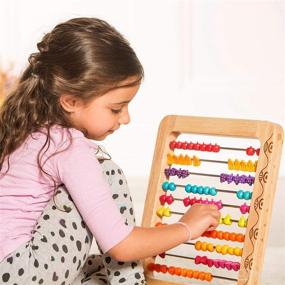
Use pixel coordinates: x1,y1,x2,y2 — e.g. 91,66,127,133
187,142,194,150
182,142,188,149
183,197,191,207
169,141,176,150
195,256,202,264
159,194,166,205
200,143,206,151
201,256,207,265
207,259,214,267
246,146,255,156
205,144,212,151
147,263,155,271
166,194,174,205
160,264,168,273
194,143,200,150
176,142,182,149
159,252,166,258
256,148,260,156
213,144,220,152
154,264,161,272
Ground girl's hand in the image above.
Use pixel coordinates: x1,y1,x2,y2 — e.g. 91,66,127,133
179,203,221,240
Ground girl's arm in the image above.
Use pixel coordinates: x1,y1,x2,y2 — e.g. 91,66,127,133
108,203,220,261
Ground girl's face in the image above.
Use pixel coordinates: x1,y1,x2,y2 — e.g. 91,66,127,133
61,77,140,140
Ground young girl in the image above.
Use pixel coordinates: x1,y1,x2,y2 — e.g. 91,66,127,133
0,18,220,284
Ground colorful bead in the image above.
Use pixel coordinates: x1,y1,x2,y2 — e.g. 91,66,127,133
220,173,255,186
162,181,169,191
159,194,174,205
227,159,257,172
156,207,171,218
238,216,248,228
165,167,190,179
240,203,250,214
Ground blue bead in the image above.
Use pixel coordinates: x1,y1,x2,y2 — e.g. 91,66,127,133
185,184,191,193
237,190,244,199
162,181,169,191
203,187,210,195
191,185,198,194
197,186,204,194
244,191,252,200
209,187,217,196
168,182,176,191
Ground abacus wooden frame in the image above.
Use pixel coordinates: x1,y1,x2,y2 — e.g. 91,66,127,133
142,115,283,285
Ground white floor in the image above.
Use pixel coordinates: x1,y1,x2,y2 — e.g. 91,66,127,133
127,176,285,285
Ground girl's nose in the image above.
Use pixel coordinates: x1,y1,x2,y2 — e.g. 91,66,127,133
119,108,130,125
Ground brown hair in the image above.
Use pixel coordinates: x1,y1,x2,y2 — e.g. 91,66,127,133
0,17,144,172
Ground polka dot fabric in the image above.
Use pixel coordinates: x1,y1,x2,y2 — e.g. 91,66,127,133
0,151,146,284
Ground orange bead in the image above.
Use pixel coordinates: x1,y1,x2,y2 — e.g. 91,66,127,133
223,232,230,240
236,233,245,242
168,266,175,275
192,271,199,279
198,272,206,281
205,273,213,282
175,267,182,276
207,243,214,252
154,264,161,272
181,268,188,277
187,269,193,278
201,242,208,251
147,262,155,271
217,231,223,239
229,232,236,241
211,230,217,238
160,265,167,273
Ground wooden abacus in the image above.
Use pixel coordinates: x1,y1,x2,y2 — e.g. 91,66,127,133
142,115,283,285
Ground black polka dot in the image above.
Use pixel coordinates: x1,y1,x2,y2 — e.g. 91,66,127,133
106,171,110,175
85,235,89,244
76,240,82,251
2,273,10,282
120,206,127,214
34,259,39,268
59,219,67,228
131,262,137,269
123,193,128,198
52,205,57,210
65,270,69,279
6,257,13,264
32,276,37,281
129,208,134,215
105,256,111,264
43,214,50,220
119,277,126,283
107,269,111,275
119,179,123,185
16,252,20,257
62,245,68,253
70,235,74,241
118,169,122,174
51,232,55,236
135,273,141,279
39,279,44,284
118,261,124,265
73,256,77,263
76,260,81,271
61,282,65,285
51,256,55,261
83,253,87,261
32,245,39,250
81,221,86,228
44,264,48,270
72,222,77,230
52,272,58,281
111,170,115,175
114,271,120,276
61,256,65,263
112,194,119,199
41,236,47,243
18,268,24,276
52,244,59,252
59,229,65,238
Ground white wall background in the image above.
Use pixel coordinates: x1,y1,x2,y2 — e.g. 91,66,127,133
0,0,284,180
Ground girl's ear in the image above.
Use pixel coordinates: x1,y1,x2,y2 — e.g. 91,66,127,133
59,94,83,113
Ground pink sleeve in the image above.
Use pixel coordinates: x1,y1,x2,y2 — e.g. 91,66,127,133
52,137,133,253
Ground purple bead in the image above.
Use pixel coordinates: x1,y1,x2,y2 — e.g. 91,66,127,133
239,175,247,184
233,174,240,185
220,173,227,183
227,174,234,184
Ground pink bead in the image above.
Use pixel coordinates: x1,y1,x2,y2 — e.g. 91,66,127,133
240,203,250,214
201,256,207,265
207,259,214,267
213,260,220,268
183,197,191,207
225,261,233,270
216,200,223,209
232,263,240,271
195,256,202,264
219,260,226,268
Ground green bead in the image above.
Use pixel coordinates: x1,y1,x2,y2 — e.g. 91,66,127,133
191,185,198,194
185,184,191,193
203,187,210,195
162,181,169,191
244,191,252,200
168,182,176,191
209,187,217,196
197,186,204,194
237,190,244,199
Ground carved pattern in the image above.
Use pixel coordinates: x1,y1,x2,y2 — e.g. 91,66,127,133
243,135,273,284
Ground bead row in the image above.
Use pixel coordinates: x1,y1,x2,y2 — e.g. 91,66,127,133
162,181,176,191
185,184,217,196
202,230,245,242
159,194,174,205
169,140,221,153
164,167,190,179
167,154,201,166
195,255,240,271
228,159,257,172
195,241,243,256
147,262,212,282
183,196,223,210
220,173,255,186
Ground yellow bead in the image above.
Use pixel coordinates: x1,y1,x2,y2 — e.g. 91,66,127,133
195,241,202,250
240,160,247,171
221,245,228,255
223,214,232,225
207,243,214,252
238,216,246,228
216,245,222,253
167,154,173,165
228,159,234,170
234,247,242,256
234,159,240,171
227,247,234,255
184,155,191,165
156,207,164,218
201,242,208,251
164,207,171,217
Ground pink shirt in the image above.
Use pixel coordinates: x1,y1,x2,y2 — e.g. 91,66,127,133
0,125,133,262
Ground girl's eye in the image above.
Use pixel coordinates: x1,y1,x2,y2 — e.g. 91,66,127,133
111,108,122,114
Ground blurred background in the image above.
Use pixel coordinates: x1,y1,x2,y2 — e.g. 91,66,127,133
1,1,284,283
